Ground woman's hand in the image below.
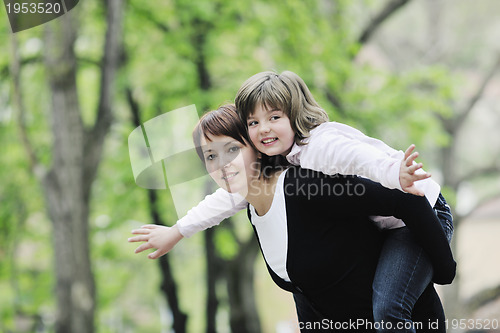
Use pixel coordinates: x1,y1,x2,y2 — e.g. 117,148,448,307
128,224,184,259
399,144,431,196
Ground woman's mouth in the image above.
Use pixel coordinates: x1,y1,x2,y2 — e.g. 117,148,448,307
261,137,278,145
222,172,239,180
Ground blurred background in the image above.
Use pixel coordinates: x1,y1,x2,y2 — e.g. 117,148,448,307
1,0,500,332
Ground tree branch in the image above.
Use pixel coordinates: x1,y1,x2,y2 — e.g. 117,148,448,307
466,284,500,313
455,54,500,130
1,56,100,82
325,89,346,116
357,0,413,45
1,56,40,80
83,0,123,198
436,54,500,136
456,164,500,187
9,34,42,177
128,1,169,33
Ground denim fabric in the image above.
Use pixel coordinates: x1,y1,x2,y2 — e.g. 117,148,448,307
433,193,454,243
372,192,453,333
412,284,446,333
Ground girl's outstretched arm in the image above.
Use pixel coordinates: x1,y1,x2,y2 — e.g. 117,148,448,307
288,122,440,203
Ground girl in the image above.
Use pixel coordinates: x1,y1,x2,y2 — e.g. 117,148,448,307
234,71,455,331
131,105,455,331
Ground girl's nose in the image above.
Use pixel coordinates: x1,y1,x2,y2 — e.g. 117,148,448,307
259,122,270,134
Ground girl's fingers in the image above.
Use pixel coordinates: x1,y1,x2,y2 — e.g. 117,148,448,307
404,144,415,160
406,185,425,196
408,163,423,174
406,152,419,167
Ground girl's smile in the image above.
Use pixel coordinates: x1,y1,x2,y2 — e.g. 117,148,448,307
247,103,295,156
261,137,279,145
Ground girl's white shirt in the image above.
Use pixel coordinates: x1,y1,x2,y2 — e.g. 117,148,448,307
177,122,440,237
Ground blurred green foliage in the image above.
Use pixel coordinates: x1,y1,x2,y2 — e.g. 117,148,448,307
1,0,499,331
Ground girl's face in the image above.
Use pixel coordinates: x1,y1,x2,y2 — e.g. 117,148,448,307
246,103,295,157
200,134,260,195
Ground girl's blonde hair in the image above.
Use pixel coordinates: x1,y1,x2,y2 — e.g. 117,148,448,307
235,71,329,145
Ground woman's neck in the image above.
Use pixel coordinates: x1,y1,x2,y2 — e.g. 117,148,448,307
243,170,284,216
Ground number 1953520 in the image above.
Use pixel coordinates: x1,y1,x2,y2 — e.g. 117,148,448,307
6,2,62,14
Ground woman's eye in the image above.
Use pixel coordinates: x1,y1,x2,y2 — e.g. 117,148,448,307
228,146,240,154
205,154,216,161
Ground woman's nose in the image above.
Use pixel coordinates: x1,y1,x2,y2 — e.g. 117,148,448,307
218,154,234,170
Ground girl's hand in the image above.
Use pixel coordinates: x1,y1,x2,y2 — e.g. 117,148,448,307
128,224,184,259
399,144,431,196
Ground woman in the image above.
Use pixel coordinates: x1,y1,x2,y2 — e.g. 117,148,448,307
131,104,455,332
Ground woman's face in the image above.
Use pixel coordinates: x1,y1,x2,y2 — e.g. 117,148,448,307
200,134,260,195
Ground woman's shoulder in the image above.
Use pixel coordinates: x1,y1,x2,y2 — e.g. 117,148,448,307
283,166,362,188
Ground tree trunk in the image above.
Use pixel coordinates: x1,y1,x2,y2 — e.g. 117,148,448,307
204,226,219,333
43,11,94,333
127,89,188,333
147,189,188,333
40,0,122,331
226,235,261,333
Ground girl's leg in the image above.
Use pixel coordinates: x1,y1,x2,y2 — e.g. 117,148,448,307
372,227,433,333
433,193,454,243
412,283,446,333
373,193,453,333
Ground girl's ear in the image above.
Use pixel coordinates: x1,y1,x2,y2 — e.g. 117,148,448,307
257,152,262,160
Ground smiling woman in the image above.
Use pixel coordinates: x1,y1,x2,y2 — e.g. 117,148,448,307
193,105,260,195
201,137,258,195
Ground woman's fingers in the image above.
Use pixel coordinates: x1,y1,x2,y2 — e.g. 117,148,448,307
148,250,162,259
141,224,160,229
134,242,153,254
128,234,150,243
131,228,151,235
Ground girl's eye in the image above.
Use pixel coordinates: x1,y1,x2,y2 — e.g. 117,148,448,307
270,115,280,121
248,120,257,127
